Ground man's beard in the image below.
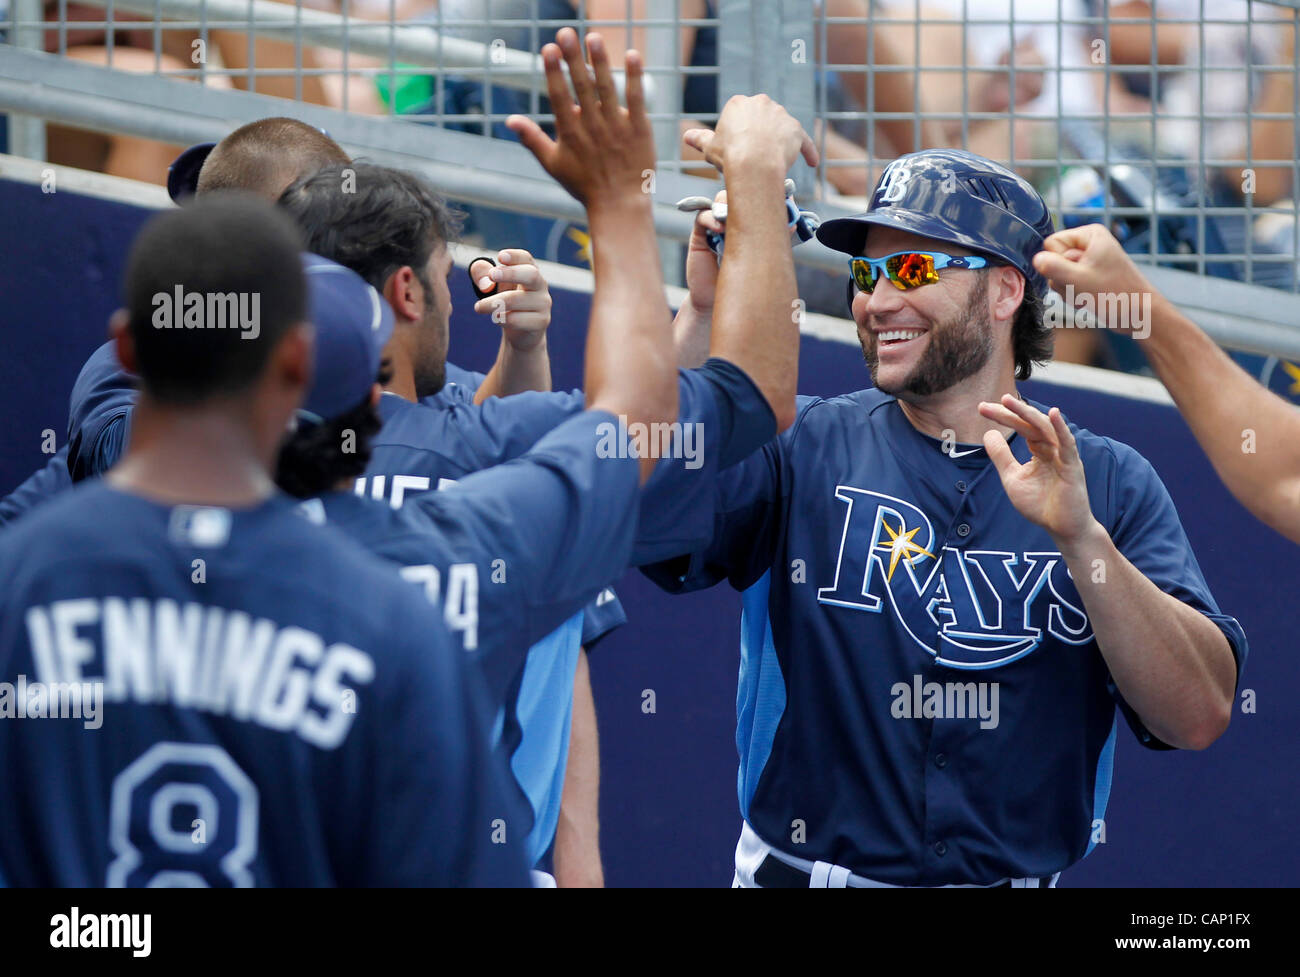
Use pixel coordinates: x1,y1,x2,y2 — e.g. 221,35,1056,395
862,276,994,398
413,359,446,400
412,306,447,400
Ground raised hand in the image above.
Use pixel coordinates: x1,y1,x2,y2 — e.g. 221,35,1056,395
978,395,1099,547
1033,224,1160,333
682,94,819,177
506,28,654,211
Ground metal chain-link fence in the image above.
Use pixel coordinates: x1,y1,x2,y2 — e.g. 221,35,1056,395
2,1,1299,356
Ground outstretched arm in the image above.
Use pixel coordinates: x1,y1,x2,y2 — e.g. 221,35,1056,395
1034,224,1300,543
684,96,819,431
673,191,725,368
508,28,677,482
553,649,603,887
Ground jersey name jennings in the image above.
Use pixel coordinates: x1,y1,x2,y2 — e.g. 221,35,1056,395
24,597,375,748
815,487,1093,669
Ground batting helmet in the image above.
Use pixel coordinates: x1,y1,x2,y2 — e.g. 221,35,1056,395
816,149,1055,297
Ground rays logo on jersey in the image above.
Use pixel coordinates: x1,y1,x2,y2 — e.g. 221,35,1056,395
816,487,1093,668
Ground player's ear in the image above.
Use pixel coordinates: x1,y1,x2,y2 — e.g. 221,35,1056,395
382,266,421,324
275,321,314,395
991,267,1025,324
369,382,382,409
109,309,138,374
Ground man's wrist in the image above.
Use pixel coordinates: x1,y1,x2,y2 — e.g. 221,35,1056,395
725,158,792,199
505,331,547,354
1137,291,1181,346
586,190,654,225
1053,515,1110,560
684,296,714,322
722,148,791,183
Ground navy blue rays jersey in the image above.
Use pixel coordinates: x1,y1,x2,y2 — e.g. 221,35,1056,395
67,341,134,482
363,361,776,863
644,389,1248,885
0,447,71,527
305,411,640,709
363,387,587,501
425,361,487,408
0,483,529,887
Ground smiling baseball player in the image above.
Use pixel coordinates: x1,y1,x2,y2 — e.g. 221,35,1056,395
652,148,1248,887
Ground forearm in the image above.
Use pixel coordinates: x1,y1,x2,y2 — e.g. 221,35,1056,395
474,334,552,403
1107,4,1191,65
711,162,800,430
553,649,604,887
1058,520,1236,750
1242,55,1296,206
1142,296,1300,541
585,195,677,472
673,300,713,368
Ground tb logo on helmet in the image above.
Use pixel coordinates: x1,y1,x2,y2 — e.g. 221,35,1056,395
877,162,913,204
878,158,960,205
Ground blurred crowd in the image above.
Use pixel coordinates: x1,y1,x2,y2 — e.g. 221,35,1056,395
11,0,1298,372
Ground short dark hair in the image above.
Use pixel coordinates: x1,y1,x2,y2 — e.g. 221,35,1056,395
123,193,306,404
1012,285,1051,380
275,391,383,498
197,117,351,201
277,163,464,294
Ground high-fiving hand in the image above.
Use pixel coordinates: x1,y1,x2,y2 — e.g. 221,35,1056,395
506,28,655,210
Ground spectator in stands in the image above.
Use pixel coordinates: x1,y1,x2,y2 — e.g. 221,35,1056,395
1103,1,1297,208
396,1,936,198
874,0,1102,173
37,1,340,184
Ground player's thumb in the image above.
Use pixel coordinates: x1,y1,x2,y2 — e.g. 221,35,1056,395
507,115,555,164
682,127,716,161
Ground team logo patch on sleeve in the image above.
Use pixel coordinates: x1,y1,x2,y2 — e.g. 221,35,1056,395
816,488,1093,669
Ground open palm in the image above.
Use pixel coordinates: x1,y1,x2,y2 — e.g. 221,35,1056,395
979,395,1095,544
506,28,655,208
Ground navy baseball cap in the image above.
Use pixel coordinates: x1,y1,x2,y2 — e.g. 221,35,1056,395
299,253,395,423
167,143,216,203
816,149,1055,297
